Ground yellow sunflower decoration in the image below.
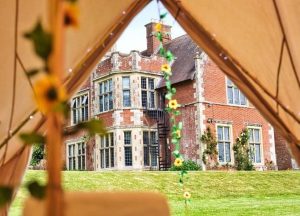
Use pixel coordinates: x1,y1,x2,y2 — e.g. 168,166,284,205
183,191,191,199
174,158,183,167
64,2,79,27
161,64,172,76
169,99,179,109
176,129,181,139
155,23,162,32
34,75,67,114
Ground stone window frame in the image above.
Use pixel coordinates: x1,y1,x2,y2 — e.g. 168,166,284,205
71,92,89,125
99,132,115,169
122,76,131,107
247,126,264,165
226,77,248,107
99,79,113,113
124,131,132,166
66,141,86,171
143,130,158,167
216,123,234,164
141,76,155,109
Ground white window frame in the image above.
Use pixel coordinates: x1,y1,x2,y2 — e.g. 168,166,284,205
122,76,131,108
216,124,234,164
124,131,132,166
143,130,158,167
70,92,89,125
66,141,86,170
226,77,248,107
141,77,156,109
99,133,115,169
247,126,264,165
98,78,113,113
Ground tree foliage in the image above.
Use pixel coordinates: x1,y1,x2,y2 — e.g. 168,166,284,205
233,129,254,171
201,127,218,168
30,144,45,166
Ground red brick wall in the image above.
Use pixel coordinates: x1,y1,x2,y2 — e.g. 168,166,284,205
96,111,114,128
64,129,95,171
162,80,198,160
274,129,292,170
203,59,272,165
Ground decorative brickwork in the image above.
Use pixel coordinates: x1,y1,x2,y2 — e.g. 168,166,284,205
64,22,293,171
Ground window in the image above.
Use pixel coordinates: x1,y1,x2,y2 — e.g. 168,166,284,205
99,79,113,112
143,131,158,166
71,94,89,125
141,77,155,108
227,79,247,105
99,133,114,169
67,142,86,170
248,127,262,163
217,125,231,163
122,77,131,107
124,131,132,166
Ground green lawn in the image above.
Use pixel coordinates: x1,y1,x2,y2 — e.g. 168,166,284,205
10,170,300,215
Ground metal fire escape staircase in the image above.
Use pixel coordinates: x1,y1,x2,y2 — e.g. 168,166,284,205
144,109,171,171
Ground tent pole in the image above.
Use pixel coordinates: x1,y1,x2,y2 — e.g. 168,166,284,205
47,0,64,216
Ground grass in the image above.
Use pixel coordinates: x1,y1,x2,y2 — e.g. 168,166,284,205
10,170,300,215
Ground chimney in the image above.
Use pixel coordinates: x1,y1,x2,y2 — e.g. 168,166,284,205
145,22,172,56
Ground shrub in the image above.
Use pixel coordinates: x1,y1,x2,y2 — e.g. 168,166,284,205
169,160,201,171
30,144,45,166
233,129,254,171
201,127,218,168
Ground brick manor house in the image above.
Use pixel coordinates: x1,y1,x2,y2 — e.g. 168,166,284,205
64,22,296,171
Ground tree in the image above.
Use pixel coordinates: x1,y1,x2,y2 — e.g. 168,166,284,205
201,127,218,169
233,129,254,171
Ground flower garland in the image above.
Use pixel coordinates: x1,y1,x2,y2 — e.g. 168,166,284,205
155,15,191,207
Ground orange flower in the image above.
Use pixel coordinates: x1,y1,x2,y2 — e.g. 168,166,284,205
169,99,178,109
34,75,67,114
64,3,79,27
174,158,183,167
176,129,181,138
161,64,172,75
183,191,191,199
155,23,162,32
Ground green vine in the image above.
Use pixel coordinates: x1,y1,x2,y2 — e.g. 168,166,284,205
155,14,191,207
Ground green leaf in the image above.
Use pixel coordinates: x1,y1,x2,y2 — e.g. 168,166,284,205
24,20,52,61
0,186,13,207
174,110,181,116
160,12,168,19
165,51,174,62
173,150,180,157
171,87,176,94
159,46,166,56
19,132,45,145
27,181,46,200
166,80,171,90
26,68,40,77
156,32,163,42
53,101,70,118
171,138,178,145
77,119,106,135
179,178,183,184
178,122,183,130
165,92,172,100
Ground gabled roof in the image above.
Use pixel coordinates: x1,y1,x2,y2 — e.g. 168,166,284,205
157,34,202,88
